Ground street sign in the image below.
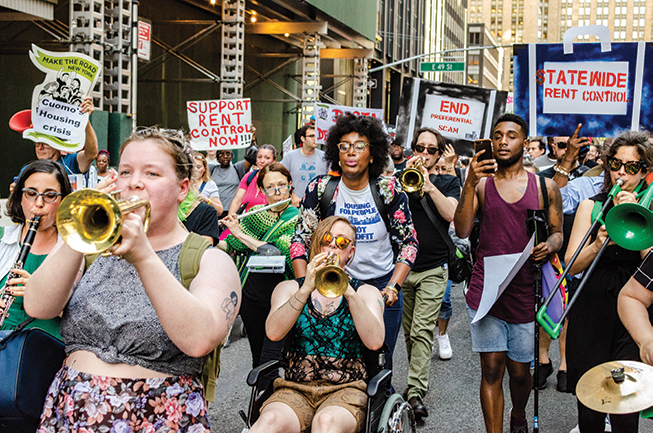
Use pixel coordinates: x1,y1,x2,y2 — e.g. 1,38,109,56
420,62,465,72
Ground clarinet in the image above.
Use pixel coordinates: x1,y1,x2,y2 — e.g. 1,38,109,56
0,215,42,326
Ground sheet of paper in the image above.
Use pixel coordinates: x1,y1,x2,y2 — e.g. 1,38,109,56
472,234,536,323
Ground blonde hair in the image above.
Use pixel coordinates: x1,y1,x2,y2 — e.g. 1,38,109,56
309,216,357,260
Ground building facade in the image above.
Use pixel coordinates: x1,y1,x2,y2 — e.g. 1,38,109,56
467,0,652,90
467,23,503,89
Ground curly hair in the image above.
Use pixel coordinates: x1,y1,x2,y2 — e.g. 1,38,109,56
324,114,389,179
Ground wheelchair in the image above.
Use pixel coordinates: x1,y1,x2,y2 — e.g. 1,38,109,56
239,349,415,433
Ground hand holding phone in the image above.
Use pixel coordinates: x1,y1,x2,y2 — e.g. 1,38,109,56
474,139,495,174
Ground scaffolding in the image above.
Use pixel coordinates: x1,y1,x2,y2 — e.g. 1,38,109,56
69,0,133,113
352,57,368,108
301,33,321,123
220,0,244,99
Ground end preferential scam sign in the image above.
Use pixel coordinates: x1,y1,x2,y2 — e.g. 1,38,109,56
513,30,653,137
187,98,252,150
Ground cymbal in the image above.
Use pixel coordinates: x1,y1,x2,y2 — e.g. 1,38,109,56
577,360,653,414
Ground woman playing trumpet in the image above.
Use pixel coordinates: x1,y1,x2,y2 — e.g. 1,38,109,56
249,216,384,433
220,162,299,369
24,127,240,432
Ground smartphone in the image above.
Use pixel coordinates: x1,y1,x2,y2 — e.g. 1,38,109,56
474,139,495,173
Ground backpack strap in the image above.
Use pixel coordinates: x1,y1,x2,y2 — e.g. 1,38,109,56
370,179,392,229
245,170,258,188
179,232,212,289
320,176,339,218
539,175,549,210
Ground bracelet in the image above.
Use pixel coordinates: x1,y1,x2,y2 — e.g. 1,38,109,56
207,199,212,205
288,293,306,311
288,298,302,311
553,165,569,177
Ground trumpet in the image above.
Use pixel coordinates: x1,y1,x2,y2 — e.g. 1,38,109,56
56,189,150,255
315,252,349,298
537,179,653,338
399,158,425,195
0,215,41,326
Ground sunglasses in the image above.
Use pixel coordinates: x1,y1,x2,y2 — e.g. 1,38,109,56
607,157,647,175
413,144,439,155
22,188,61,204
322,233,352,250
554,141,567,149
338,141,369,153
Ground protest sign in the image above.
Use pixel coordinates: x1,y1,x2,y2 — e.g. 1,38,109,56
395,78,507,155
314,103,384,145
187,98,253,150
513,25,653,137
23,44,101,152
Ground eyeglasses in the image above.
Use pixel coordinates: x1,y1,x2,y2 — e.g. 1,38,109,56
554,141,567,149
321,233,352,250
263,184,290,196
338,141,369,153
607,157,647,175
413,144,439,155
22,188,61,204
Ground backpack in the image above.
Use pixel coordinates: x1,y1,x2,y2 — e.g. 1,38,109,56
84,233,222,402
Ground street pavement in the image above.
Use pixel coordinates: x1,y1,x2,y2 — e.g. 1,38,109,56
209,284,653,432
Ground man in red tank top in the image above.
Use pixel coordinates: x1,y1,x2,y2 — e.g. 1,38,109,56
454,113,563,433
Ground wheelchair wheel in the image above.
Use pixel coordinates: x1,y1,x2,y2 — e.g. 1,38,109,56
377,393,415,433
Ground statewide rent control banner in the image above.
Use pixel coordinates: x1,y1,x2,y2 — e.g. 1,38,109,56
314,103,384,145
513,26,653,137
23,45,101,152
395,78,507,155
187,98,253,150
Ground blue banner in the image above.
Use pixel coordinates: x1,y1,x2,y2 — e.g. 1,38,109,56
514,41,653,137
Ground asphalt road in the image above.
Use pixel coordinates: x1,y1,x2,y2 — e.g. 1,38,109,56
209,283,653,433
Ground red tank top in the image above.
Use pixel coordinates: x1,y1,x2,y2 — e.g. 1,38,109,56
465,171,540,323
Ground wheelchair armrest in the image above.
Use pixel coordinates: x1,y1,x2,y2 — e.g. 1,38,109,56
366,369,392,398
246,360,281,387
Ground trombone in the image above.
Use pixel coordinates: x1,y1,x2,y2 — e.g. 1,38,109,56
56,189,150,255
537,179,653,338
399,158,425,196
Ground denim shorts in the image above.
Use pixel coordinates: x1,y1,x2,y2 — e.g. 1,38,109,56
466,305,534,363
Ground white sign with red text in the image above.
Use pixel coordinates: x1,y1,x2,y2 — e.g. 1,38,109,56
540,61,629,115
422,95,486,141
187,98,252,150
314,103,384,145
137,21,151,61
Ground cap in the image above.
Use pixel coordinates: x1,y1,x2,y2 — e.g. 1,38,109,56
9,110,32,133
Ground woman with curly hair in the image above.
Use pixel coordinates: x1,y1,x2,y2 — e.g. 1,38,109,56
290,113,418,366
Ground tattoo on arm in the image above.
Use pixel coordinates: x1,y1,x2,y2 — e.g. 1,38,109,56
221,291,239,324
377,299,384,310
546,182,564,253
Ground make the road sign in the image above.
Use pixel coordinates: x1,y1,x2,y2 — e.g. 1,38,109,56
513,25,653,137
420,62,465,72
187,98,253,150
23,44,101,152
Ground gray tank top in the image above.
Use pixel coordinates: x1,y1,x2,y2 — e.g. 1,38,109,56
61,242,204,376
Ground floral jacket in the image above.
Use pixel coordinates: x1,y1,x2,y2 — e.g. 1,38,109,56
290,174,419,269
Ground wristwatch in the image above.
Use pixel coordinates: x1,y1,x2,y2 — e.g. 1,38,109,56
386,281,402,294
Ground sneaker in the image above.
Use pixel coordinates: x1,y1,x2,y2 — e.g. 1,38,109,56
509,408,528,433
534,362,553,390
605,415,612,432
437,334,452,360
569,425,579,433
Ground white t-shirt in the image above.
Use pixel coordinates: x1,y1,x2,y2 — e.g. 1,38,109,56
199,180,220,199
281,148,328,199
334,182,393,280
